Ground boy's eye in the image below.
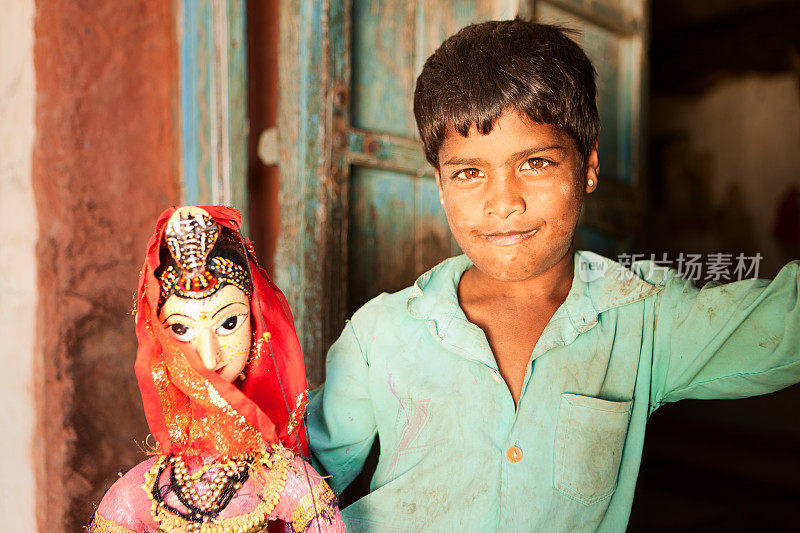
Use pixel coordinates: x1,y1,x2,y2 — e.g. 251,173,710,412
520,158,550,171
216,314,246,336
452,168,485,181
168,323,196,342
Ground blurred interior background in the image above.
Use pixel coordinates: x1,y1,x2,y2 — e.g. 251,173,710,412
1,0,798,531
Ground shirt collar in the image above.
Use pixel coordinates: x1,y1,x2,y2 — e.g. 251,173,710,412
406,251,662,359
564,250,663,328
405,255,472,340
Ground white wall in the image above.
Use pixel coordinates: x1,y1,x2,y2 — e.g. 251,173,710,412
651,73,800,275
0,0,38,529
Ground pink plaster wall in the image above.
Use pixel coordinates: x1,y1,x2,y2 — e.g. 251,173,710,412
32,1,180,530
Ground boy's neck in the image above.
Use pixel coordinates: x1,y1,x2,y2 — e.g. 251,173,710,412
459,250,575,305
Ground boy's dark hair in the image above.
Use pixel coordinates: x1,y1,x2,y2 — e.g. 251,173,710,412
413,19,598,168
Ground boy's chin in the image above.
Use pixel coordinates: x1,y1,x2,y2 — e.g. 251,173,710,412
467,246,573,283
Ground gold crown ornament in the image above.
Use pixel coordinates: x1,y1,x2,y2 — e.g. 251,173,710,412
158,207,252,302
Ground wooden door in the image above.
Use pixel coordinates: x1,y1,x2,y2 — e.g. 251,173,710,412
276,0,647,385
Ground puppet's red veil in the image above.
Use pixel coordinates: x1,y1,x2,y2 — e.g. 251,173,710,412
134,206,308,460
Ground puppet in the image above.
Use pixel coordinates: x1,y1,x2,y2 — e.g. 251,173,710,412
88,206,344,533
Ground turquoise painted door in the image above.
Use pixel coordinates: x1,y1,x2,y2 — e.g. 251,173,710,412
276,0,647,384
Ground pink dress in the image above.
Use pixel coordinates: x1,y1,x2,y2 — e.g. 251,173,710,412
88,447,345,532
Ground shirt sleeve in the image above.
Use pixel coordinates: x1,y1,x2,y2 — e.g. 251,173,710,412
307,319,377,494
650,261,800,407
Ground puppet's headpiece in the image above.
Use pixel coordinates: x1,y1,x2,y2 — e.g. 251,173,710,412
157,207,251,305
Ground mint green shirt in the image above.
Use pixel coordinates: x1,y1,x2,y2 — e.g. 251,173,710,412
307,251,800,532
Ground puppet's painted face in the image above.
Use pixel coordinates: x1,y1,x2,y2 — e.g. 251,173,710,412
159,284,251,382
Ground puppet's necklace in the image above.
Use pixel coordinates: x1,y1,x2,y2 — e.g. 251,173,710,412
150,454,251,530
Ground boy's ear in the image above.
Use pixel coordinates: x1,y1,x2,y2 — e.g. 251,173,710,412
584,140,599,194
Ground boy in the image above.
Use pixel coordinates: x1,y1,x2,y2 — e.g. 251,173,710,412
307,19,800,532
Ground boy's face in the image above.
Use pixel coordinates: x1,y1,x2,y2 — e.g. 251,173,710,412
435,110,598,283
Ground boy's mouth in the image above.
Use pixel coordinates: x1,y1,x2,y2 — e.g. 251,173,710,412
479,228,539,246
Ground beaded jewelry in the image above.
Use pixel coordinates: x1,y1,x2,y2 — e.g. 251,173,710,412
158,257,251,302
149,454,252,530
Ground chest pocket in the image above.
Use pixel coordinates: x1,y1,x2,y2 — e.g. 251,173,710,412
554,392,632,505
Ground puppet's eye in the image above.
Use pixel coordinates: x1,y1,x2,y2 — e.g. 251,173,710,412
216,315,246,336
168,323,196,341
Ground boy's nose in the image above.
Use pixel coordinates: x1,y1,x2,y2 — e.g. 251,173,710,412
196,329,219,370
484,176,525,219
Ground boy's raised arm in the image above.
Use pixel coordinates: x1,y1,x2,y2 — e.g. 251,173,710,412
307,319,377,494
650,261,800,408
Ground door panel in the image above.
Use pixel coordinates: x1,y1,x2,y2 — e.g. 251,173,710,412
418,0,521,61
351,0,417,136
348,168,417,313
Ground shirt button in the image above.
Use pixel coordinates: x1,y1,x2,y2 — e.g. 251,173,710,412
506,445,523,463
